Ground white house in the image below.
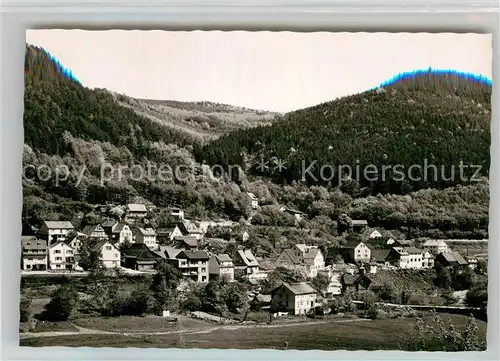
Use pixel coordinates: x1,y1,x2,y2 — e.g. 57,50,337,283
111,222,133,245
157,226,183,244
38,221,74,245
126,203,148,221
368,230,383,238
49,241,75,270
208,254,235,281
270,282,317,315
66,232,87,270
93,240,121,268
175,250,210,283
317,268,342,296
275,244,325,278
81,224,108,240
340,241,371,263
247,192,259,209
168,207,185,221
179,220,205,240
423,251,435,268
387,247,424,270
21,236,48,271
134,228,158,250
279,206,306,225
234,249,260,275
422,240,450,255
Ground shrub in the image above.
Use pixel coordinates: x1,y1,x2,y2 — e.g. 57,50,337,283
409,313,485,351
42,283,79,321
465,282,487,308
121,285,155,316
20,297,32,323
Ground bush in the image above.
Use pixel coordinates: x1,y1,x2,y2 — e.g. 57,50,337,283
366,306,388,320
121,285,155,316
41,283,79,321
465,282,487,308
409,313,485,351
20,297,32,323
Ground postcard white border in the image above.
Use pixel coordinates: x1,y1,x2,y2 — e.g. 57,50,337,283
1,1,499,360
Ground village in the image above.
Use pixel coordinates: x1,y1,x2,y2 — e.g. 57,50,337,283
20,192,487,318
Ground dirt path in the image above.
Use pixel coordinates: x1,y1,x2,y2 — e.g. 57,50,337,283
20,318,371,339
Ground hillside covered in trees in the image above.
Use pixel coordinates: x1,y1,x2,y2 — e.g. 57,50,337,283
22,45,490,242
24,44,278,157
197,70,491,194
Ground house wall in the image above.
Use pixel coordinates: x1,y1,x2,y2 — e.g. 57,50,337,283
22,255,48,271
89,227,107,239
100,243,121,268
310,253,325,277
136,234,158,250
49,244,75,270
118,227,133,244
293,293,316,315
170,227,183,240
219,265,235,281
178,258,209,283
354,243,371,262
398,253,424,269
41,227,73,244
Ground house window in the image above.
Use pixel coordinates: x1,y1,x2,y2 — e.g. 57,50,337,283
106,246,112,250
54,250,61,254
202,276,207,282
114,254,118,258
56,265,61,269
201,268,206,272
55,257,62,261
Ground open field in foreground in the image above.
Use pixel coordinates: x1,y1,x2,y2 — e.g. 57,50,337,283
20,314,486,350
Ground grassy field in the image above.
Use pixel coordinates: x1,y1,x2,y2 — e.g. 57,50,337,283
72,315,212,333
20,314,486,350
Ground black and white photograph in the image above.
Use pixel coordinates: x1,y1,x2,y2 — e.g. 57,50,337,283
19,30,490,350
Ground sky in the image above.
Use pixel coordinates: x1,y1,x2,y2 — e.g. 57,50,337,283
26,30,492,113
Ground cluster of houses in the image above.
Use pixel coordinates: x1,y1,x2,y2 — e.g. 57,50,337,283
256,225,477,316
21,204,480,317
21,203,268,285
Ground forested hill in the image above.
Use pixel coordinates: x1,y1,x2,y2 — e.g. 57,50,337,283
197,70,492,194
23,44,278,157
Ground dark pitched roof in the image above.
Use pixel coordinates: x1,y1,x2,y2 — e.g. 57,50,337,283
343,240,364,249
279,249,301,265
281,282,317,295
112,222,128,233
156,228,175,236
371,249,390,262
404,247,423,254
43,221,74,229
92,239,115,252
22,238,48,250
342,274,360,285
175,236,198,248
438,252,468,265
82,224,105,236
176,250,210,261
163,246,182,259
216,254,233,263
122,244,160,260
237,249,259,267
101,219,117,228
